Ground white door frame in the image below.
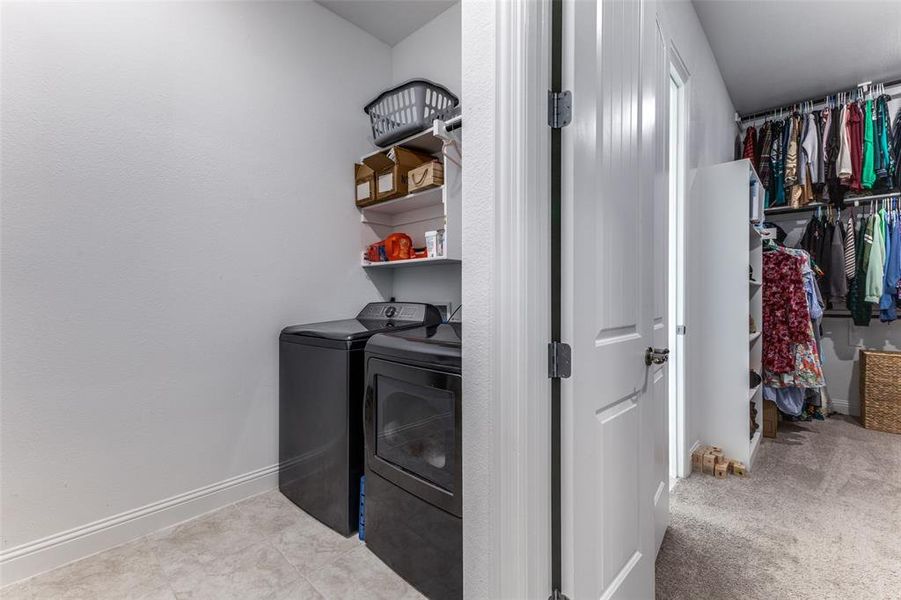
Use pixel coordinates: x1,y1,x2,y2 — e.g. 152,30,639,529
667,42,692,482
461,1,552,598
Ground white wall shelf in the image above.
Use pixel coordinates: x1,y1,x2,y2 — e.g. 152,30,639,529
688,159,764,470
360,116,460,162
749,160,764,223
362,256,461,269
358,120,462,270
360,187,444,218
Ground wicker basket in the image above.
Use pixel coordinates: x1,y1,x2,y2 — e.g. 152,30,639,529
859,350,901,434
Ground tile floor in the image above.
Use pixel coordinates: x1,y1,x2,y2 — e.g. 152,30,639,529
2,491,425,600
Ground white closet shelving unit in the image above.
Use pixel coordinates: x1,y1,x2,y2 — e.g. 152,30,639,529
359,117,462,269
687,158,764,469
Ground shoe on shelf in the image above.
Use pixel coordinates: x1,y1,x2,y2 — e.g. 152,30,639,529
750,370,762,389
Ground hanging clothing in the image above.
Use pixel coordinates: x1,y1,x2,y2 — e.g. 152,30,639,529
798,113,817,205
802,112,820,184
825,106,844,204
762,251,810,373
771,120,786,206
874,97,888,182
847,215,873,326
844,211,856,280
837,105,851,181
763,386,806,417
820,109,832,201
742,125,758,171
800,215,828,296
848,102,864,191
882,216,900,322
758,121,774,193
785,115,800,188
864,211,886,303
816,110,826,186
862,99,876,189
828,220,848,303
819,218,834,299
764,248,826,390
880,96,894,179
889,107,901,189
827,106,840,183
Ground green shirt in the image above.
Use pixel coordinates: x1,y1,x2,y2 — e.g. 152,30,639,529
861,99,876,189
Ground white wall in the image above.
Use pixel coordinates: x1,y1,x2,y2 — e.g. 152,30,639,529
657,0,738,460
391,2,461,98
658,1,736,175
390,2,462,311
461,1,552,597
1,0,391,583
460,1,496,597
821,320,900,415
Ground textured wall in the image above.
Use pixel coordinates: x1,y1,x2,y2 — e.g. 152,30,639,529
460,1,496,597
1,0,391,554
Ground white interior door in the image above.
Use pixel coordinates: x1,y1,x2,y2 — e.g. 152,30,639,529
561,0,664,597
648,17,670,555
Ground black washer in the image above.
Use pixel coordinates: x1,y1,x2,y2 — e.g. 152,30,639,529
278,302,441,536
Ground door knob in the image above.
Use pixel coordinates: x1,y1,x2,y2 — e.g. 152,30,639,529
645,347,670,366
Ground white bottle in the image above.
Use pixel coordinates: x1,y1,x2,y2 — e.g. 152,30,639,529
425,230,438,258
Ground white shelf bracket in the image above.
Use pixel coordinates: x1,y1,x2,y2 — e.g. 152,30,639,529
432,118,462,168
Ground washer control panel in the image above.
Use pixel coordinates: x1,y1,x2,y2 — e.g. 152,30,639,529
356,302,427,322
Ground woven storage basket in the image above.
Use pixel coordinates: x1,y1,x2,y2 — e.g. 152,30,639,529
859,350,901,434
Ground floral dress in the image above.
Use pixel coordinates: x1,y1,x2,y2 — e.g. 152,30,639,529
762,249,826,388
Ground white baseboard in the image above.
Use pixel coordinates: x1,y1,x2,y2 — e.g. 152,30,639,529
829,397,859,416
0,463,279,587
684,440,701,477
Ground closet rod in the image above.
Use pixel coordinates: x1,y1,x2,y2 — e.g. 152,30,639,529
765,191,901,215
739,77,901,123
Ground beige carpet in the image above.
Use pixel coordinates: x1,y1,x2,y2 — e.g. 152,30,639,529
656,415,901,600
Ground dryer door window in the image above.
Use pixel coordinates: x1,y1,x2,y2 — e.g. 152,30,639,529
376,375,455,493
364,358,462,517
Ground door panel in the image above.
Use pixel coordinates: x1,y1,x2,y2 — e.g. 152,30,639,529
562,0,663,597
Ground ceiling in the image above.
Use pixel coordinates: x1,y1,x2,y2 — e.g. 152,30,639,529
693,0,901,115
316,0,456,46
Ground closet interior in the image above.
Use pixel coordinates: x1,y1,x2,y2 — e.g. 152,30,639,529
736,79,901,442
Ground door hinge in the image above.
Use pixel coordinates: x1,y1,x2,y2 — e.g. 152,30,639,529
548,342,572,379
549,589,570,600
676,325,687,335
548,90,572,129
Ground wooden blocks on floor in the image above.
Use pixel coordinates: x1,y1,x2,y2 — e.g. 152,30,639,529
692,444,747,478
714,462,728,479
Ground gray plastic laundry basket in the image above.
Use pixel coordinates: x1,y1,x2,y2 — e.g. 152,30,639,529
364,79,460,148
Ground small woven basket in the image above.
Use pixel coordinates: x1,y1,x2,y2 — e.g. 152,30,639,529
859,350,901,434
